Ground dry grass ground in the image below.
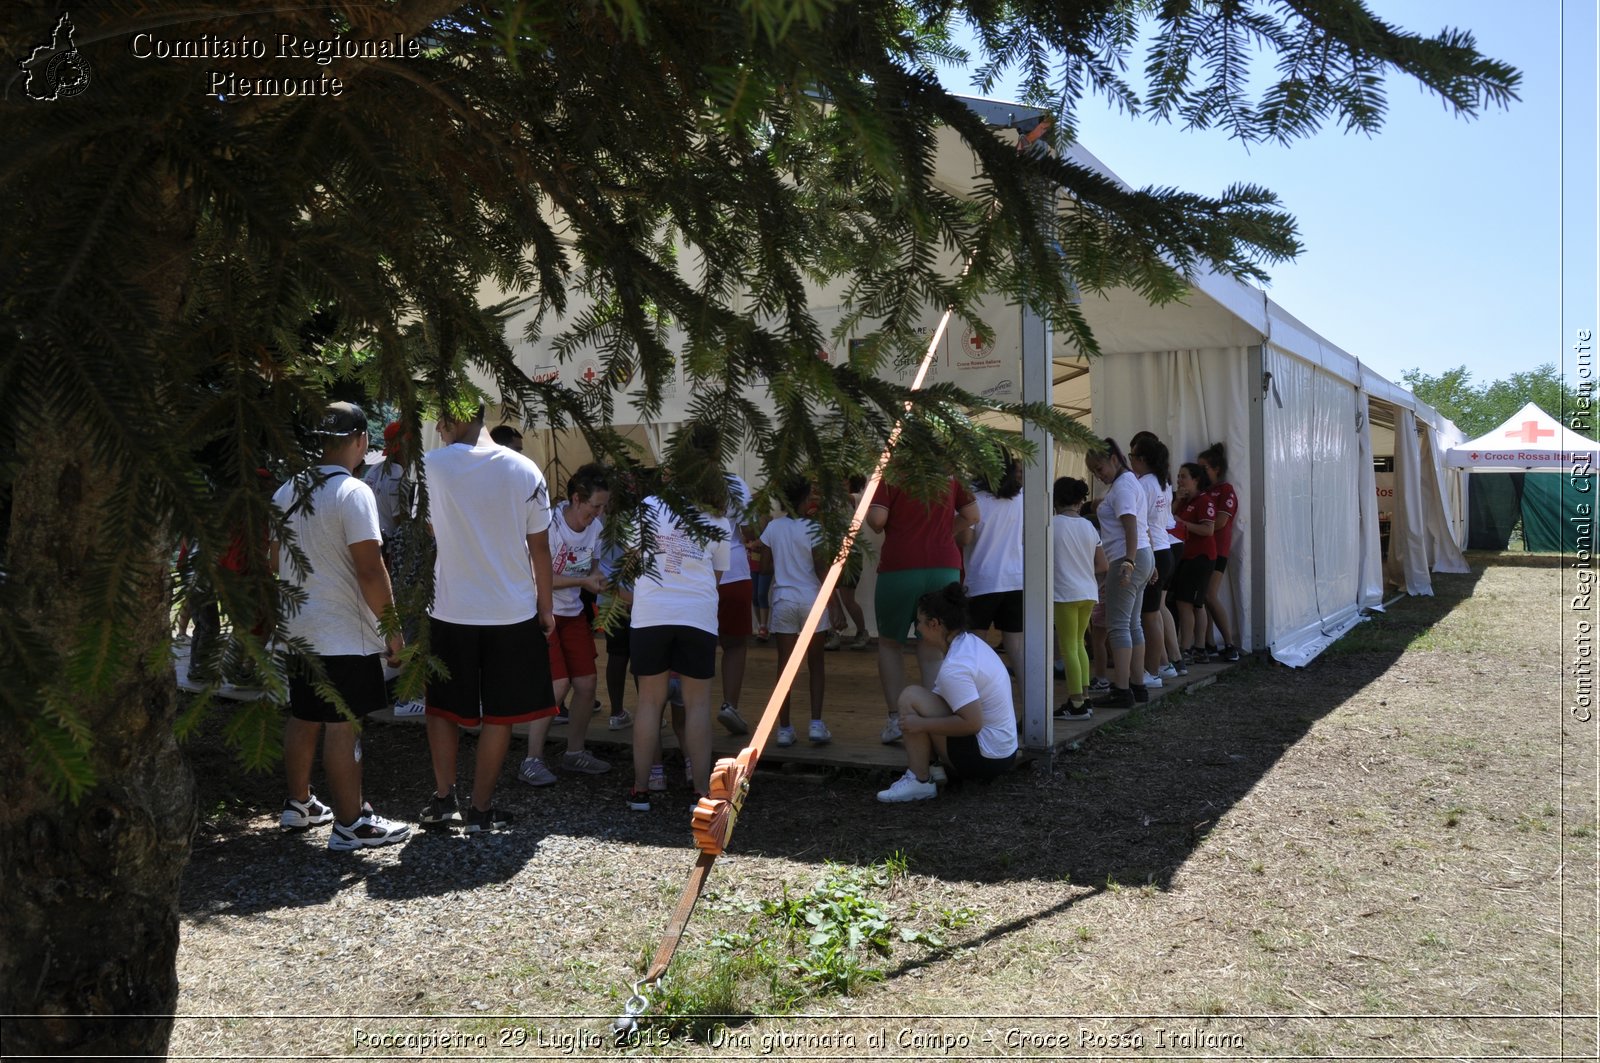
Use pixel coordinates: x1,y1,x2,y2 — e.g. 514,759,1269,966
170,554,1595,1060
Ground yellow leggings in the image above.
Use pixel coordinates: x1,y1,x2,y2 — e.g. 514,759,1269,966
1054,600,1093,696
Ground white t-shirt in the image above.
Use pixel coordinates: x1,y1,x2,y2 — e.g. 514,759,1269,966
630,496,732,633
362,460,406,537
1139,472,1179,550
964,488,1025,596
271,466,384,657
760,515,822,608
1097,469,1150,561
548,501,604,617
422,438,552,625
718,474,754,585
933,631,1019,760
1051,513,1100,603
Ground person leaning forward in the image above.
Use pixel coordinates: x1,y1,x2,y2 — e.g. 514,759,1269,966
418,400,557,834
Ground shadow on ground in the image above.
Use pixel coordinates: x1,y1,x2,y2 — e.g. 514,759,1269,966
179,562,1501,924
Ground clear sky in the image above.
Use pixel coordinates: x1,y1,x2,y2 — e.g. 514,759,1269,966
942,1,1596,390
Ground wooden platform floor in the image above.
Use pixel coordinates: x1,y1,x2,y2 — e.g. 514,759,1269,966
361,635,1234,771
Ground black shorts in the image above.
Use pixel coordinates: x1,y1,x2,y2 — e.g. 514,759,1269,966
288,653,387,724
631,624,717,680
1141,548,1176,613
1213,555,1229,574
967,589,1025,634
426,616,557,726
1169,556,1214,609
943,733,1016,783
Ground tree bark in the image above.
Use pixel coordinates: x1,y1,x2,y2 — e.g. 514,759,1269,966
0,431,197,1055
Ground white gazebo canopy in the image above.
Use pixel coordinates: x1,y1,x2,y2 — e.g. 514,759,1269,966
1445,401,1597,470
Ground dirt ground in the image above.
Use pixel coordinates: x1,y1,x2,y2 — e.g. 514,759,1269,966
170,554,1595,1060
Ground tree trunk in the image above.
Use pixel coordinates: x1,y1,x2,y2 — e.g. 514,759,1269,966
0,426,196,1057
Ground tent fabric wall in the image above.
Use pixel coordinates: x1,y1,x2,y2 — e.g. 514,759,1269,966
1262,346,1365,666
1419,426,1471,574
1467,473,1524,549
1089,346,1253,650
1355,396,1385,609
1522,473,1585,551
1390,409,1434,595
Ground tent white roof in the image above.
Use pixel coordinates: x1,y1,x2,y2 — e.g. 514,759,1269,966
1445,401,1598,469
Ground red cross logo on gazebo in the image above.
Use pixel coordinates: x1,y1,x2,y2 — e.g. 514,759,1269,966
582,366,597,383
1505,420,1554,443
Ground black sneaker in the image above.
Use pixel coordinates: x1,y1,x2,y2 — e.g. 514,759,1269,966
627,788,652,811
328,812,411,851
1130,683,1149,705
419,790,462,829
1222,644,1241,662
1055,701,1093,721
465,806,513,833
1100,687,1135,710
280,792,334,832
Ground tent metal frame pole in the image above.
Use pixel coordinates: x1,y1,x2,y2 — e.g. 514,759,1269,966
1247,344,1268,653
1021,305,1054,756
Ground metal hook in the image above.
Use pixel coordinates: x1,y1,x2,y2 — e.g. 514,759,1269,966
610,979,654,1042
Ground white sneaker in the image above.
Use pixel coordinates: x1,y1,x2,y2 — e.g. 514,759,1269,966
328,812,410,851
877,769,937,803
608,711,632,730
775,725,797,747
1157,663,1179,680
1142,672,1164,689
647,764,667,792
808,720,832,745
880,716,903,744
928,765,948,784
392,699,426,717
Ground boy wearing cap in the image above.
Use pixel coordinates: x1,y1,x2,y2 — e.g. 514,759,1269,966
270,401,410,851
420,400,557,833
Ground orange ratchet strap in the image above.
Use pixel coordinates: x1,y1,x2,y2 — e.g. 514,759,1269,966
615,300,965,1039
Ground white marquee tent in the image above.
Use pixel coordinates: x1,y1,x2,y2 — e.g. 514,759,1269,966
474,94,1472,745
1446,401,1598,470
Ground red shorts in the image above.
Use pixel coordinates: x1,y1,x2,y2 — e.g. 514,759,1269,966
546,612,598,682
717,579,753,639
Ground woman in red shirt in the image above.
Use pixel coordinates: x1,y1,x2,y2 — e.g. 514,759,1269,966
1198,442,1240,661
1169,463,1216,660
867,472,979,743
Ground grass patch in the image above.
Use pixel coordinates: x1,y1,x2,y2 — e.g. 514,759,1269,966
639,854,975,1041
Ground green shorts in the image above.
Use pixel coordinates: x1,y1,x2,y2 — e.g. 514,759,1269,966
874,567,960,644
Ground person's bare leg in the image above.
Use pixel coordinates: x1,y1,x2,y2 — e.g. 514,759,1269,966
876,638,908,718
897,684,953,779
1141,611,1164,676
425,714,460,798
283,716,321,803
469,722,512,812
632,673,668,792
914,637,945,689
526,676,567,763
1205,570,1236,648
773,634,795,728
1161,604,1181,665
321,722,362,824
806,637,826,721
720,635,747,713
679,675,714,795
840,587,867,638
565,673,599,753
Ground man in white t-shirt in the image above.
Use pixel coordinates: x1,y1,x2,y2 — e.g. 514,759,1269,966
419,402,556,834
270,401,410,851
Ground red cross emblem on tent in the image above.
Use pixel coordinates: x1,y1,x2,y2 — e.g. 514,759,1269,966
1505,420,1554,443
582,366,598,383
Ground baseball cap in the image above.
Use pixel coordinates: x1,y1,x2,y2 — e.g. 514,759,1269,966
314,401,368,437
